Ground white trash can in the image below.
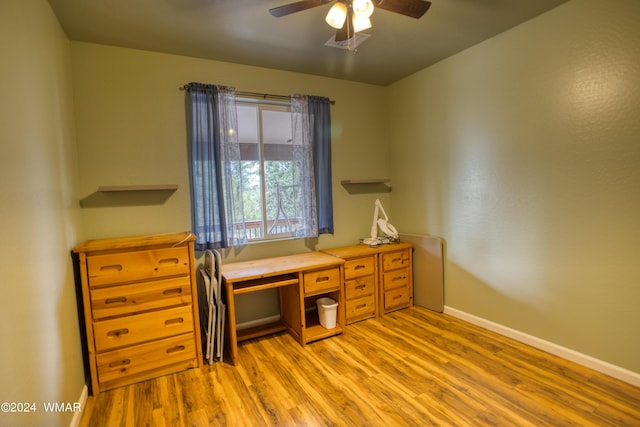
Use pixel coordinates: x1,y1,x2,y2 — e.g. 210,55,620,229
316,297,338,329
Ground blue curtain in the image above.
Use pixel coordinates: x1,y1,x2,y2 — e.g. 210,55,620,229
308,96,334,234
185,83,247,250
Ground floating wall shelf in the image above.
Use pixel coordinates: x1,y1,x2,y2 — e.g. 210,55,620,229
340,179,391,194
97,184,179,192
340,179,390,185
80,185,179,208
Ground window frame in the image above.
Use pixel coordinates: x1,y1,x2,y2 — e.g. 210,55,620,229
236,98,298,244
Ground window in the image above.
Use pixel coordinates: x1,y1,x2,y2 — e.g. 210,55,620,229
185,83,333,250
236,100,300,241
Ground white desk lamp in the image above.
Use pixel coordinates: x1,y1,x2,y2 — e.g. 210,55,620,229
362,199,399,246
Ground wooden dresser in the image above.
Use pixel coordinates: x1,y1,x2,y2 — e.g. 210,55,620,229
73,232,202,394
322,242,413,323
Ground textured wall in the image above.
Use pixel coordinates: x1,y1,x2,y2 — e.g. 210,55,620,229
0,1,85,426
389,0,640,373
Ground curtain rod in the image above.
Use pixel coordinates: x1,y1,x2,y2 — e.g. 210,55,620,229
179,85,335,105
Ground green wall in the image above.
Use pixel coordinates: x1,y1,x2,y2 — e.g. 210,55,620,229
70,42,391,323
389,0,640,374
0,1,85,426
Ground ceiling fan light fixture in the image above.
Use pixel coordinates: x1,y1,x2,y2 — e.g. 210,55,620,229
352,0,374,18
325,2,348,29
352,15,372,32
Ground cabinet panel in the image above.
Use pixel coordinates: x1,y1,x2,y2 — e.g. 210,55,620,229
345,276,375,300
384,286,411,311
303,267,341,295
381,250,411,272
96,333,196,386
343,256,375,280
346,295,376,321
93,304,194,352
382,268,410,291
91,277,192,319
87,247,190,287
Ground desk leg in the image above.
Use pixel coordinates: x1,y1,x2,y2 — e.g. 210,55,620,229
224,281,238,365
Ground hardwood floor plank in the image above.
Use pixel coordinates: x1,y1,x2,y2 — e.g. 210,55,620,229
79,307,640,426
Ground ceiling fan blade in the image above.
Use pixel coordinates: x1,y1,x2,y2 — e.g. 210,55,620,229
269,0,332,17
374,0,431,19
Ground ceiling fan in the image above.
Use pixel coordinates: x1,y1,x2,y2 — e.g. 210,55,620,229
269,0,432,42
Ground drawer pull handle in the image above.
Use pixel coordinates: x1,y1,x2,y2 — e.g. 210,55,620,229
105,296,127,304
158,257,179,265
107,328,129,337
356,304,367,309
165,317,184,326
163,288,183,296
392,275,405,282
315,276,330,283
109,359,131,368
392,257,402,263
355,284,366,290
354,264,366,270
166,345,186,354
100,264,123,272
393,294,403,300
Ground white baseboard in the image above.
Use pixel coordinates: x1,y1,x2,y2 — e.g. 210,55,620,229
443,306,640,388
69,384,88,427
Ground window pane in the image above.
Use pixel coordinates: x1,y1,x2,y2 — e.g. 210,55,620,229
241,161,263,239
237,104,263,240
262,109,295,236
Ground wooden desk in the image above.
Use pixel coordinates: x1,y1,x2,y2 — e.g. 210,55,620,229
222,252,345,365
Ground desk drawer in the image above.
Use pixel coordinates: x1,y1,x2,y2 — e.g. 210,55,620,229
343,256,375,280
96,333,196,387
381,249,411,272
94,305,194,352
345,276,375,300
346,295,375,322
384,287,410,311
87,247,190,287
382,268,410,291
303,267,340,295
91,277,192,320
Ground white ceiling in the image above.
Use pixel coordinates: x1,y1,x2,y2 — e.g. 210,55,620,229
48,0,569,86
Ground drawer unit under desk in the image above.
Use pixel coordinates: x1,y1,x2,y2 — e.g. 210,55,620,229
303,267,341,295
382,268,410,291
381,249,411,272
383,286,411,311
343,256,375,280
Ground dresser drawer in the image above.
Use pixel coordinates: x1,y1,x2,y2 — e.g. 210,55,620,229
87,247,190,287
303,267,340,295
346,295,376,322
381,249,411,272
345,276,375,300
93,305,194,352
90,277,192,320
96,333,196,388
343,256,375,280
382,268,410,291
384,287,411,311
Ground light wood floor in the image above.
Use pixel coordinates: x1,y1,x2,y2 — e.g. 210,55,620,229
80,307,640,426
